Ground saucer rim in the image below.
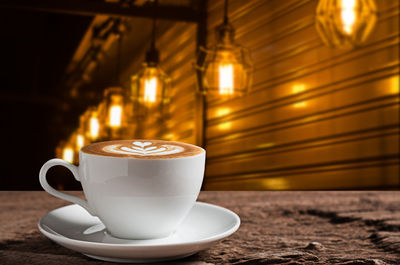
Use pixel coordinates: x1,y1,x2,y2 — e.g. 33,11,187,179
38,201,240,248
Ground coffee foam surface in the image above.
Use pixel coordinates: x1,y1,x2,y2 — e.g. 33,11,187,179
81,140,204,159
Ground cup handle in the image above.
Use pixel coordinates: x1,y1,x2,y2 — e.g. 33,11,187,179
39,158,96,216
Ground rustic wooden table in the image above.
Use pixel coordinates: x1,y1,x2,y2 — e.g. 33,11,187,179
0,191,399,264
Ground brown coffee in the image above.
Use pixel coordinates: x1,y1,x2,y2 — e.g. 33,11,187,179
81,139,204,159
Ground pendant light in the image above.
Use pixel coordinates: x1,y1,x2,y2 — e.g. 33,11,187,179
101,22,127,138
65,132,83,164
82,106,101,141
76,132,85,150
62,145,74,164
62,134,76,164
316,0,377,48
196,0,252,98
79,106,101,142
71,129,85,152
131,0,170,108
103,86,125,129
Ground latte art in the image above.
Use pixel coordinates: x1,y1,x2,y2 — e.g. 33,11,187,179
103,141,184,156
81,139,204,159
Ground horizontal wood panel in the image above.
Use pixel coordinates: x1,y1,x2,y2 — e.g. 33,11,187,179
206,130,399,176
205,157,399,182
207,125,399,167
204,163,400,190
206,103,399,160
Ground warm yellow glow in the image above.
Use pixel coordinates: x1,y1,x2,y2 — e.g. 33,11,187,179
316,0,376,48
144,77,158,103
163,133,177,141
216,107,231,117
340,0,357,35
292,84,306,93
391,76,399,94
90,116,99,139
76,134,84,150
258,142,275,149
293,101,307,108
103,88,124,130
108,105,122,128
218,121,232,130
132,66,169,106
262,177,290,190
63,147,74,163
292,84,307,108
219,64,234,95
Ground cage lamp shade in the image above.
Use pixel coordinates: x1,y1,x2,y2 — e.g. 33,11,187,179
196,23,252,98
316,0,377,48
56,141,73,164
64,135,76,164
70,130,85,152
82,106,101,141
131,61,170,108
102,86,126,130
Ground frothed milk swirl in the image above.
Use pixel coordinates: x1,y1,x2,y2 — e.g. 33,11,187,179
81,139,204,159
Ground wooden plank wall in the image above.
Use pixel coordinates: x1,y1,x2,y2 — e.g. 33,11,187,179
138,0,399,190
204,0,399,189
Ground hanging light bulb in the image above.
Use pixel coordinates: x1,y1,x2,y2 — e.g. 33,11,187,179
65,132,81,163
62,145,74,164
316,0,377,48
76,132,85,151
131,0,170,108
196,0,252,98
56,138,76,164
341,0,357,35
109,102,122,127
132,64,169,108
143,75,158,103
103,86,125,130
90,116,100,139
219,63,234,95
83,106,100,141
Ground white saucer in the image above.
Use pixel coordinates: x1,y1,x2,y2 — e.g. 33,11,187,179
38,202,240,263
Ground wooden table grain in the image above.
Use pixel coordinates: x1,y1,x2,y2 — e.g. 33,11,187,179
0,191,399,264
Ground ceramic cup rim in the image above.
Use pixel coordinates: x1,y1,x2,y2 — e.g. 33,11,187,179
79,140,206,161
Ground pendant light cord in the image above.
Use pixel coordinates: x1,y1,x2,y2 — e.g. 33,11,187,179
223,0,229,24
146,0,159,64
151,0,158,51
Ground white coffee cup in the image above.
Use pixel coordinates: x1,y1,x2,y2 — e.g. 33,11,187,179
39,140,205,239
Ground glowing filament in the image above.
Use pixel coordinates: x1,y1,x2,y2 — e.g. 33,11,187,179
63,147,74,163
341,0,357,35
219,64,234,95
109,105,122,128
90,117,99,139
144,77,158,103
76,134,84,150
